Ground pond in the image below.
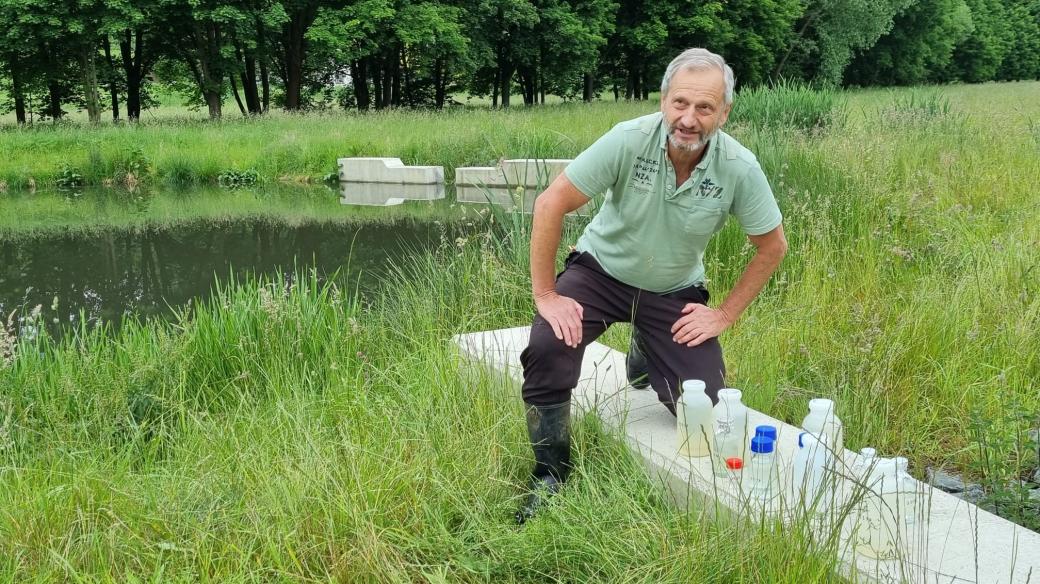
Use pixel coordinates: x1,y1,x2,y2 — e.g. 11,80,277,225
0,183,504,338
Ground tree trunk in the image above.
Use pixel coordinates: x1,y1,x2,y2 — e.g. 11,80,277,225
81,48,102,124
583,72,594,102
120,29,144,121
10,63,26,124
260,58,270,113
241,49,261,114
103,37,121,120
381,53,393,108
641,68,650,100
376,57,388,110
48,81,62,120
281,7,317,110
500,62,513,108
390,47,401,107
352,59,370,110
256,17,271,113
230,74,247,115
492,67,499,108
206,91,222,120
433,57,445,109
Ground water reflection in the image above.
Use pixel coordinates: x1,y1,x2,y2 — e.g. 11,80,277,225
339,182,446,207
455,185,593,215
0,218,446,337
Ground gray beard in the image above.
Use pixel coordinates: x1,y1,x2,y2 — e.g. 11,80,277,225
668,128,716,152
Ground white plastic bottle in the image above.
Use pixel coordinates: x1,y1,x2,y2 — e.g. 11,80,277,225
789,432,832,512
801,398,844,461
713,388,749,471
677,379,713,457
855,458,901,560
748,435,778,502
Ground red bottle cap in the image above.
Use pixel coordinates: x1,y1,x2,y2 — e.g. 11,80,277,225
725,457,744,470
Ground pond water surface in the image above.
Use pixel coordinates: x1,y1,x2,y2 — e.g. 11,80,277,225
0,184,486,338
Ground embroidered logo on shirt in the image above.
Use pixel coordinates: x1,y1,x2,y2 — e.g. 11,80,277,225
697,177,724,199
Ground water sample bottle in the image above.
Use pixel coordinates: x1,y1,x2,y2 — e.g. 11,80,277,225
677,379,714,458
789,432,832,512
713,388,749,471
748,435,778,502
893,457,918,526
855,458,901,560
801,398,844,461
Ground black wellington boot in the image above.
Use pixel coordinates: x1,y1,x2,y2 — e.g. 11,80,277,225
626,328,651,390
516,401,571,525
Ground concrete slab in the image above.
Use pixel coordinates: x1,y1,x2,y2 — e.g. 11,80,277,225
339,182,445,207
337,157,444,184
454,326,1040,583
455,159,572,189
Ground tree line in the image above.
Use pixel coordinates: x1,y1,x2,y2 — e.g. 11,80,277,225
1,0,1038,123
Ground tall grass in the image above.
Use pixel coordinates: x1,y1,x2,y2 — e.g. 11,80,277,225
1,81,1038,580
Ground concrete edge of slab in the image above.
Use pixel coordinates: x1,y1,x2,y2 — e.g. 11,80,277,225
453,325,1040,583
336,157,444,184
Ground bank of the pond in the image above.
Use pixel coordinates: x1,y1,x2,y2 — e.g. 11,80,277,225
0,79,857,190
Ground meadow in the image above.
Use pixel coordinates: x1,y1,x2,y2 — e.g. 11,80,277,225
0,81,1037,581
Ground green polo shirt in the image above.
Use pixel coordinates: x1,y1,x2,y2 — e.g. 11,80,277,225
565,112,782,293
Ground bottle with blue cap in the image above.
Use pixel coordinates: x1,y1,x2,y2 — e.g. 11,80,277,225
748,425,779,502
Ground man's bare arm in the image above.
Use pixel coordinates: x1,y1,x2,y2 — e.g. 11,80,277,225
530,173,593,348
671,224,788,347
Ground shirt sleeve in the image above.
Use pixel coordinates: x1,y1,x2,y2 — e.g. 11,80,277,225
563,124,626,200
731,162,783,235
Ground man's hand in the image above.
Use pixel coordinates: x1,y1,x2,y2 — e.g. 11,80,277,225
671,303,733,347
535,291,584,348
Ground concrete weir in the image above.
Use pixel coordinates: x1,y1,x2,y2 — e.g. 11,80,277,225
454,326,1040,583
455,159,593,214
337,157,444,184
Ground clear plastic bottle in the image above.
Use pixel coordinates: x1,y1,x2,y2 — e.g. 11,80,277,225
748,435,778,502
713,389,748,472
677,379,714,457
855,458,901,560
893,456,919,527
801,398,844,462
789,432,832,511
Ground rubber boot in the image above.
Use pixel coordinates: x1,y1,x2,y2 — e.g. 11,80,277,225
626,328,651,390
516,401,571,525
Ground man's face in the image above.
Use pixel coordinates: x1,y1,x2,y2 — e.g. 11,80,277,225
660,67,731,154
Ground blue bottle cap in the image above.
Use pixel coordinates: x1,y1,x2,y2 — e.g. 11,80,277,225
751,435,775,454
755,425,777,440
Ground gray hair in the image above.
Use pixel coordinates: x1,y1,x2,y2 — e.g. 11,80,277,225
660,48,735,105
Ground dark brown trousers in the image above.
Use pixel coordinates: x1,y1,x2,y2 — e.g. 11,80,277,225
520,251,726,414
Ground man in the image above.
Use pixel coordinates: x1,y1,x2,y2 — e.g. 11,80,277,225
516,48,788,523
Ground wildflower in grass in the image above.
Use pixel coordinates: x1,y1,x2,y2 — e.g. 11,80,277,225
0,311,15,367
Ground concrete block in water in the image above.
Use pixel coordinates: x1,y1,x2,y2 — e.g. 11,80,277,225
337,157,444,184
454,326,1040,584
339,182,445,207
455,159,572,188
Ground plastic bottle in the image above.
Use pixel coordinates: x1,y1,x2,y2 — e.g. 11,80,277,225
676,379,713,457
893,457,918,527
790,432,833,511
713,388,749,471
855,458,901,560
801,398,844,462
747,435,778,502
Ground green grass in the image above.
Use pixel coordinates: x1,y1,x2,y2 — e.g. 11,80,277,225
0,81,1038,580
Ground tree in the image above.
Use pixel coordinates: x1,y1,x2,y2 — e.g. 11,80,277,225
844,0,972,86
775,0,913,86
